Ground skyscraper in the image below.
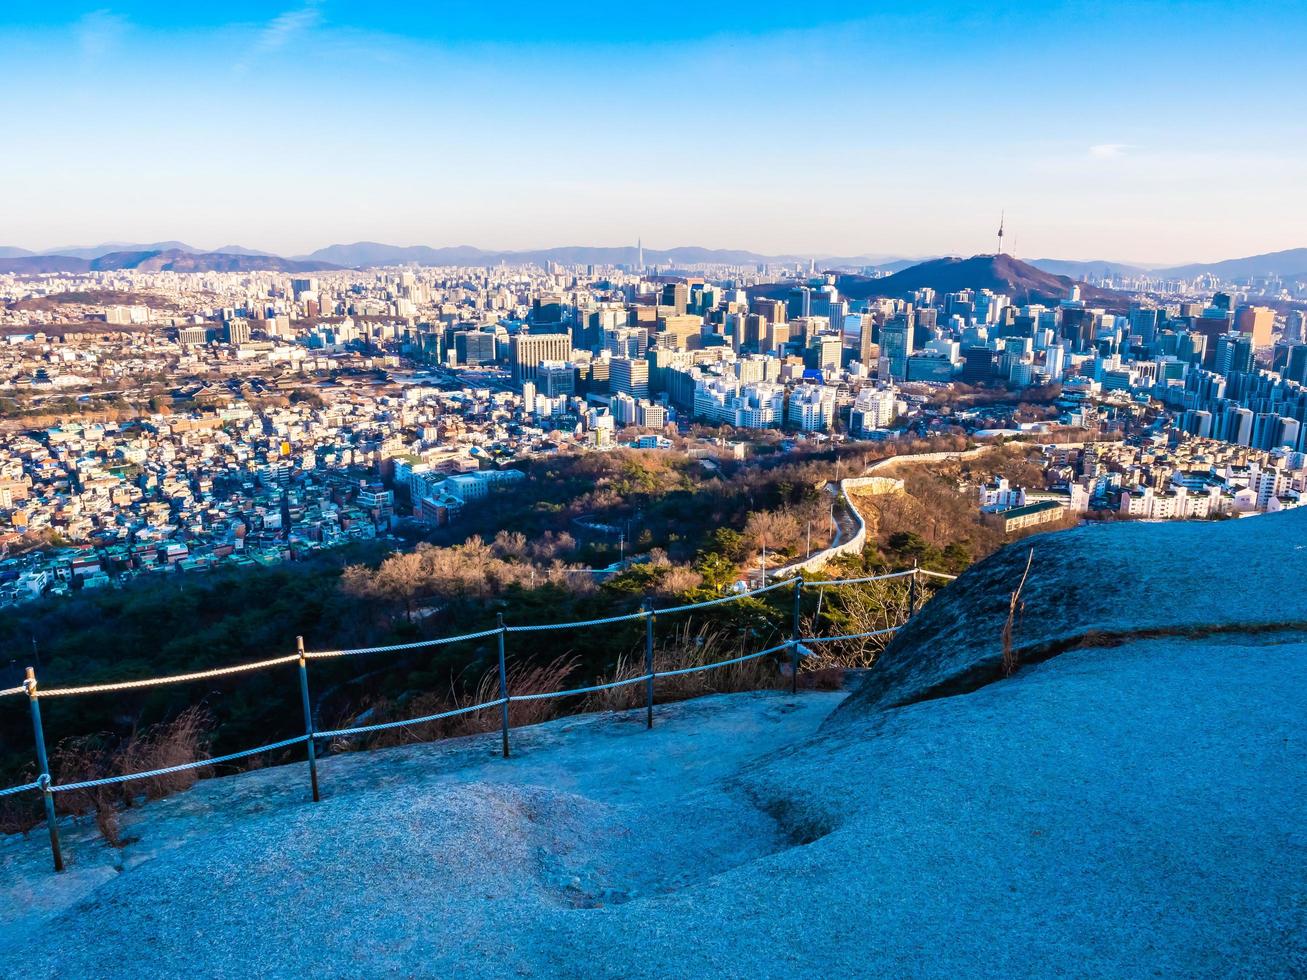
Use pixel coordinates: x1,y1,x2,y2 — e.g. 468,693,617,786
1235,305,1276,348
609,357,650,399
878,315,915,380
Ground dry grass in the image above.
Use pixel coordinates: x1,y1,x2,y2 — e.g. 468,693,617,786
334,654,581,751
584,622,782,713
49,706,214,845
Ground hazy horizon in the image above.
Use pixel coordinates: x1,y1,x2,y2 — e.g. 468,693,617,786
3,1,1305,264
4,237,1305,270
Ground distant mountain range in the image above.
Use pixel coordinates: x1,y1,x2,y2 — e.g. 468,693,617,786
1025,249,1307,282
1149,248,1307,281
0,249,339,275
0,240,1303,281
0,241,911,275
295,241,906,270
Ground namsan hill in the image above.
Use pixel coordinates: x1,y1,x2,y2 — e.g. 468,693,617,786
2,512,1304,977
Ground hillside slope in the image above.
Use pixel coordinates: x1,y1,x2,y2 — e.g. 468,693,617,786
2,514,1303,977
833,254,1126,307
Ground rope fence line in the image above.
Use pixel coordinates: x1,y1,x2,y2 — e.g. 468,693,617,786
1,564,953,872
510,675,652,701
653,642,790,678
504,609,650,634
316,699,508,741
654,577,793,616
0,779,43,798
306,626,505,660
50,736,312,794
805,569,919,587
799,627,902,644
36,655,303,698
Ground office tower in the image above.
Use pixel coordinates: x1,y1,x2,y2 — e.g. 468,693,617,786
859,315,874,366
752,297,787,325
1235,305,1276,347
455,330,497,367
656,314,702,351
178,325,208,346
1129,306,1160,346
510,333,572,386
878,316,915,380
224,320,251,345
603,326,649,359
742,314,766,351
786,286,812,319
537,362,576,397
610,358,650,399
766,320,791,354
1286,310,1306,344
1215,333,1255,376
807,334,843,375
660,283,689,315
532,296,565,324
289,277,318,300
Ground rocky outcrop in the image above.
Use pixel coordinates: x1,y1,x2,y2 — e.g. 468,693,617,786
835,508,1307,716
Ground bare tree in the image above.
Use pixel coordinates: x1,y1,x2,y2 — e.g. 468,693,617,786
1001,549,1034,677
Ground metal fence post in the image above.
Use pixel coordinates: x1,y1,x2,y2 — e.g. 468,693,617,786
908,562,920,618
25,667,63,872
644,598,655,729
496,613,510,758
296,636,320,803
791,575,804,695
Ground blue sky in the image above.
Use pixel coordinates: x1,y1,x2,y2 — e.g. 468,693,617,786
2,1,1304,262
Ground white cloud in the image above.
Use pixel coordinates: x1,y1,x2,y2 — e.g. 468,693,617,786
234,1,323,72
74,9,128,60
1089,143,1129,160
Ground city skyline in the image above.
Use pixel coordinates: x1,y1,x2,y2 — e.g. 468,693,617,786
3,1,1306,263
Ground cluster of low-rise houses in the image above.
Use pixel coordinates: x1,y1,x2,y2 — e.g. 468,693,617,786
974,436,1304,534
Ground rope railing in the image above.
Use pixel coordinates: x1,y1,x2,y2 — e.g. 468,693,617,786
36,654,303,698
306,626,505,660
316,699,509,741
805,569,919,588
799,627,902,644
50,736,312,794
653,642,791,678
654,577,794,616
0,778,43,798
504,609,651,634
0,564,953,871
